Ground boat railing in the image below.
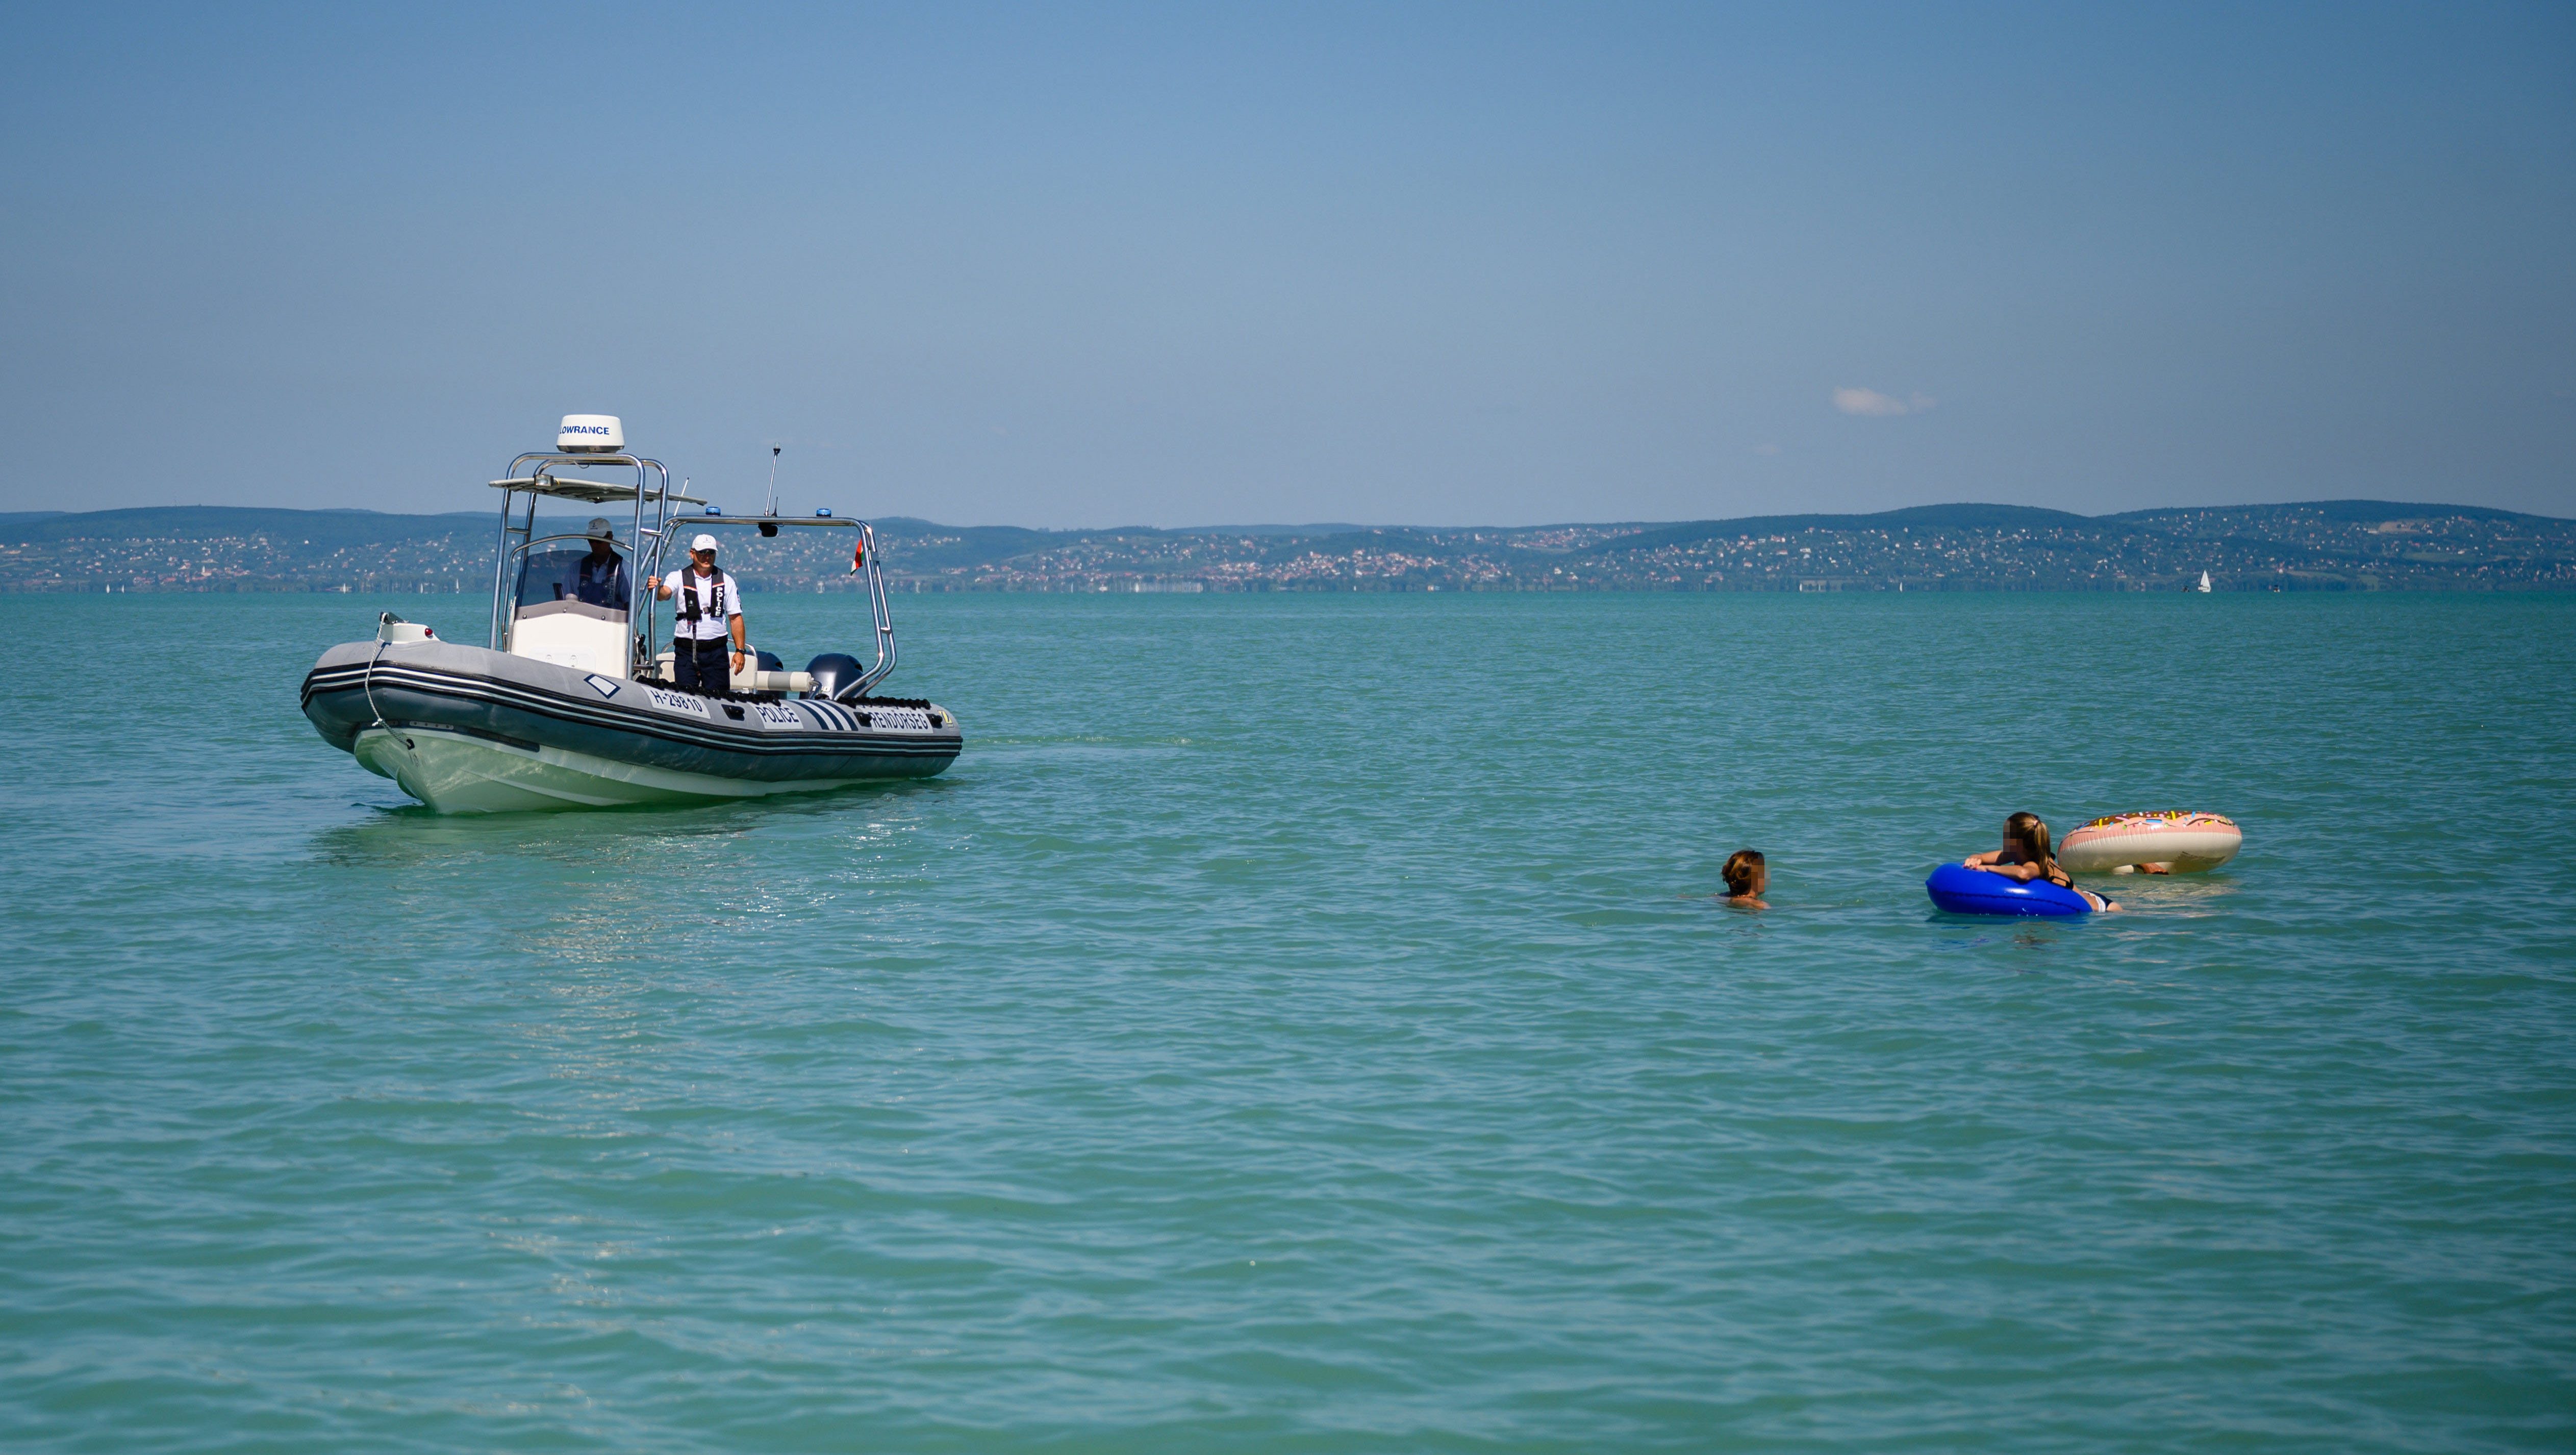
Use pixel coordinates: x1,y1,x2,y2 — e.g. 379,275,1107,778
667,514,898,700
854,521,895,697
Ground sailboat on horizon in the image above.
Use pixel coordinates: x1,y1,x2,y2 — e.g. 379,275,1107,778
2196,570,2212,593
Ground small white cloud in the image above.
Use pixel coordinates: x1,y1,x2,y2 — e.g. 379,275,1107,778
1833,387,1935,417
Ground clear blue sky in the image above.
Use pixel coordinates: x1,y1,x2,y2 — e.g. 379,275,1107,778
3,3,2569,526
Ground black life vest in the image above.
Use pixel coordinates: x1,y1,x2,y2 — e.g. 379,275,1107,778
675,565,729,627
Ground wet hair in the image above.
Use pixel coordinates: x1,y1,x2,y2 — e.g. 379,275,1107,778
2004,812,2060,881
1722,848,1765,897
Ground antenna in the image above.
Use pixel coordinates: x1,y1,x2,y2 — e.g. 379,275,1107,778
765,445,780,516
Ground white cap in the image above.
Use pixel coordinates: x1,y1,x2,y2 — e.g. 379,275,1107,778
691,533,719,551
587,517,615,539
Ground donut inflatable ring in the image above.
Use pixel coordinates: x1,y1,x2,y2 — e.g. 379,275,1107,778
1925,863,2093,916
2058,811,2241,874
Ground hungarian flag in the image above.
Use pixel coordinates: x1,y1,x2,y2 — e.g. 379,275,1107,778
850,538,867,574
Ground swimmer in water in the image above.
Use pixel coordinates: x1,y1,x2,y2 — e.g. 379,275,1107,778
1962,812,2121,912
1722,848,1769,908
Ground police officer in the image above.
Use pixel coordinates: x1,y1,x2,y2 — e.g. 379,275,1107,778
656,534,746,692
569,517,629,609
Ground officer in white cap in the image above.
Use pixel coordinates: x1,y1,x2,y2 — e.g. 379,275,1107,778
655,533,746,692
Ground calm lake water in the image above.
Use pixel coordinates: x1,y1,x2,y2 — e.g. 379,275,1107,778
5,590,2572,1452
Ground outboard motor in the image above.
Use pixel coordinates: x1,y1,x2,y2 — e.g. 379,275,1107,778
805,653,867,702
754,649,784,673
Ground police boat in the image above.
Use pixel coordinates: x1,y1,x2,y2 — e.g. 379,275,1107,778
300,414,962,812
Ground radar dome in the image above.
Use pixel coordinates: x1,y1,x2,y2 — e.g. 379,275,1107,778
558,414,624,454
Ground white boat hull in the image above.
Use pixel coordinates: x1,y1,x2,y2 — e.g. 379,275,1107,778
351,725,880,813
304,638,958,813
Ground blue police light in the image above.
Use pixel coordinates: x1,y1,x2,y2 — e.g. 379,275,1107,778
704,505,721,515
815,508,832,517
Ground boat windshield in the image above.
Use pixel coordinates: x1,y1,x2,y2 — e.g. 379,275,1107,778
515,545,630,619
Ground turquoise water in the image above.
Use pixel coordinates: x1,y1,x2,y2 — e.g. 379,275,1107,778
5,590,2572,1451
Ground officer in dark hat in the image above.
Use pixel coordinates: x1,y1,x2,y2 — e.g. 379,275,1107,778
569,517,630,610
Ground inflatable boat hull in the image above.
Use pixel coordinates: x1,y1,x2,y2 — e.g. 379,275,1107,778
301,639,958,813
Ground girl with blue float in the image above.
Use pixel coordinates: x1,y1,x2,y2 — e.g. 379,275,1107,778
1925,812,2122,916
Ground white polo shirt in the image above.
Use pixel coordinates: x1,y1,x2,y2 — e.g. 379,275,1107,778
666,567,741,641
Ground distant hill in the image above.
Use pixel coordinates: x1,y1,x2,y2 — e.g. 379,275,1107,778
1176,522,1375,536
1558,500,2573,593
2109,499,2540,525
5,500,2568,593
1601,503,2097,555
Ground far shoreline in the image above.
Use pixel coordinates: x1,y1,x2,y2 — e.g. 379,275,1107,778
7,499,2570,596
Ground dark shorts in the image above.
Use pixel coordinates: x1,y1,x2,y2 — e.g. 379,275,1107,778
673,637,730,693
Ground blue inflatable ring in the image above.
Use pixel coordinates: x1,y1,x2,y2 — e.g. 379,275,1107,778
1925,862,2093,916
